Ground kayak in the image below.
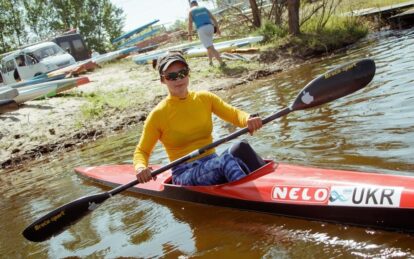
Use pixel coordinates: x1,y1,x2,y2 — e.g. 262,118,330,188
13,84,57,104
0,87,18,100
22,58,380,242
37,76,90,98
112,19,160,44
2,73,66,89
185,36,264,58
75,160,414,233
47,60,97,77
118,28,161,49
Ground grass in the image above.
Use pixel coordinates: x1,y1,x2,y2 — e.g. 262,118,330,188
256,15,368,59
251,0,378,59
79,91,132,120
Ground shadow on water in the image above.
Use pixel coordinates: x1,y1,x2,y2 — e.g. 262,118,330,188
1,28,414,257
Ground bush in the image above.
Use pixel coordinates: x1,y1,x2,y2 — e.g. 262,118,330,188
257,20,287,42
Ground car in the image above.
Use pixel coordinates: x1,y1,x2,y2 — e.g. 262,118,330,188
52,33,91,61
0,42,76,85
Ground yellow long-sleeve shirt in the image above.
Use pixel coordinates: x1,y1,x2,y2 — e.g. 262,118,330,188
133,90,250,170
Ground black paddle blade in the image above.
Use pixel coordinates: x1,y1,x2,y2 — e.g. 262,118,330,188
290,59,376,111
22,192,110,242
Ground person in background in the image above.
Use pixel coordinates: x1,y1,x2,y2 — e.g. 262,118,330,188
134,52,265,186
188,0,225,67
13,56,25,82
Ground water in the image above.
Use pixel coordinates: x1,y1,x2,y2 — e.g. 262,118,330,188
2,28,414,258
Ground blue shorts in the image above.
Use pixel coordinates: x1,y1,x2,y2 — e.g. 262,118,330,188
171,150,249,186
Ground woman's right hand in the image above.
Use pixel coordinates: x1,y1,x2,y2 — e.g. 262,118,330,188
136,167,154,183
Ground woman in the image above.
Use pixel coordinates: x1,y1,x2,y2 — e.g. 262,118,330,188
134,52,264,186
188,0,225,66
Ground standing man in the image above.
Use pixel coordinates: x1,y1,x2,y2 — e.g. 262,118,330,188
188,0,225,67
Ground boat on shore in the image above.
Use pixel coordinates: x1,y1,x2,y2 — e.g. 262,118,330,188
0,88,18,100
13,84,57,104
8,77,89,101
2,73,66,89
112,19,160,44
0,99,19,114
75,161,414,233
132,36,264,64
185,36,264,57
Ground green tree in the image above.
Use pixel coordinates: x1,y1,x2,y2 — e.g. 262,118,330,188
23,0,57,41
0,0,27,52
0,1,12,52
58,0,124,52
1,0,124,54
170,19,187,31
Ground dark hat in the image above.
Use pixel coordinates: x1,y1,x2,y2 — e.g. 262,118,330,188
190,0,198,4
156,51,188,75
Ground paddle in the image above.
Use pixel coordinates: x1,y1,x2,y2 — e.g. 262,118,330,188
22,58,376,242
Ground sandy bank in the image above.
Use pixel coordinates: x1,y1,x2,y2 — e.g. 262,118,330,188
0,53,299,170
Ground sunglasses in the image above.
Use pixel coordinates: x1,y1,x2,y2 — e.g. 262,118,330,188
162,68,190,81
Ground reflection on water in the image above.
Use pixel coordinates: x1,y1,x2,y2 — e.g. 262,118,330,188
1,28,414,257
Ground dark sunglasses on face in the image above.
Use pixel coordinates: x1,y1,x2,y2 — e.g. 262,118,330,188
162,68,190,81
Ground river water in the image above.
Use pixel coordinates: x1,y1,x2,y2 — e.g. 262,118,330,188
1,28,414,258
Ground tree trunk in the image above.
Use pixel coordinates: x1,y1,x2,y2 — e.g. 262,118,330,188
287,0,300,35
273,0,286,26
249,0,261,27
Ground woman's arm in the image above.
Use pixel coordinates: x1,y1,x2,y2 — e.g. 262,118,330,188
133,112,161,170
206,91,262,133
133,113,161,183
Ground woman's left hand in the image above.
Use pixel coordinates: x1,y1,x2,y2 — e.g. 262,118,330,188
247,115,262,135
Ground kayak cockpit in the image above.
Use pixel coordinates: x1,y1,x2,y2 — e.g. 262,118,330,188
163,160,278,186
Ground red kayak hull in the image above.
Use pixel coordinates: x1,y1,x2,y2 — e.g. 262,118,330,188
74,161,414,233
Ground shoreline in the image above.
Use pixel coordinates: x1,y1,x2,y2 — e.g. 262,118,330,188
0,55,296,170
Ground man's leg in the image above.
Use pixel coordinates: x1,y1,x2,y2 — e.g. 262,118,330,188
206,47,213,65
211,46,224,65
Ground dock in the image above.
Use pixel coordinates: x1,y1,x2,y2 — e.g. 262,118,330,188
343,1,414,28
389,7,414,28
345,1,414,18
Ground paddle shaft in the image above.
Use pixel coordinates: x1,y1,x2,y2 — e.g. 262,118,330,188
110,107,291,196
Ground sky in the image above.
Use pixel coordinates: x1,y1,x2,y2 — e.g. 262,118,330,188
111,0,215,32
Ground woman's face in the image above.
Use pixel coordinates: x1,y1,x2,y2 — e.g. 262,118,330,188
161,61,190,98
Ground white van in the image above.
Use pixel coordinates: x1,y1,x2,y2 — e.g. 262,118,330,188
0,42,76,85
